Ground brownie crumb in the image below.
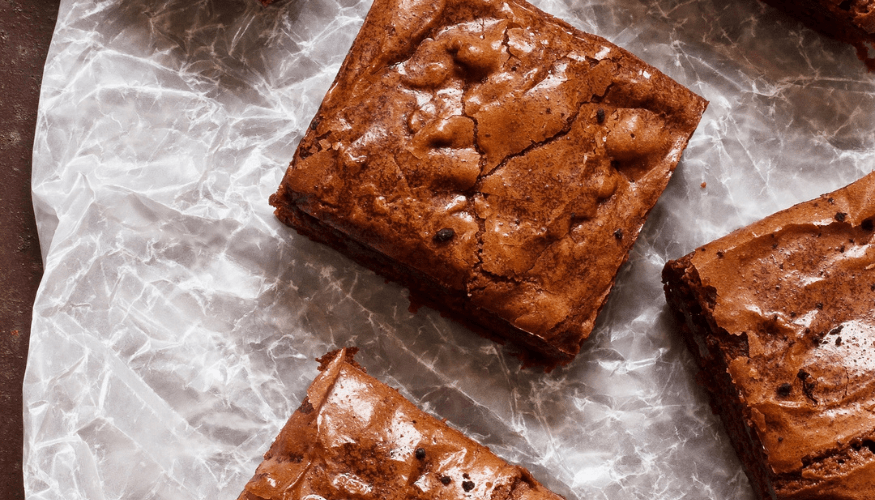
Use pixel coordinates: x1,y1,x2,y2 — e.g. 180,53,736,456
836,337,843,346
777,383,793,397
440,476,452,485
310,117,321,130
613,228,623,240
415,447,426,460
596,108,605,124
815,302,824,310
433,228,455,243
829,325,843,336
863,219,874,231
835,212,847,222
297,398,315,415
462,480,476,492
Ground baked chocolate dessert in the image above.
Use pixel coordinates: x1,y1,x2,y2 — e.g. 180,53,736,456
663,171,875,499
759,0,875,70
270,0,707,368
237,348,566,500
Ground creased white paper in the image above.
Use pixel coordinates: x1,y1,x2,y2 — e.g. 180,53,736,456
26,0,875,499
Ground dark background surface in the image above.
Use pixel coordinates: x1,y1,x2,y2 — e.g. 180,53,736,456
1,1,60,499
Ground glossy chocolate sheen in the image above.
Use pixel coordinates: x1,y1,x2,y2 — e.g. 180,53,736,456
664,172,875,499
270,0,707,366
237,348,565,500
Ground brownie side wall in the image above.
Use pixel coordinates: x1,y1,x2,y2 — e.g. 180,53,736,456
662,257,776,500
272,198,573,368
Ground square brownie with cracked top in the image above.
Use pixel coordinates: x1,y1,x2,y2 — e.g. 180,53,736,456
236,348,566,500
663,171,875,499
270,0,707,368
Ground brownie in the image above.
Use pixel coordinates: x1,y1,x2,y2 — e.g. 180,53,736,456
663,171,875,499
759,0,875,70
270,0,707,368
237,348,566,500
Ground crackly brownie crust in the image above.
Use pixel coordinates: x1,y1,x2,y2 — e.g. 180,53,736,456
271,0,707,367
663,172,875,499
759,0,875,70
237,348,565,500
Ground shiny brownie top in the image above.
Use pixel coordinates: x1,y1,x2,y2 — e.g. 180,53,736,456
272,0,706,360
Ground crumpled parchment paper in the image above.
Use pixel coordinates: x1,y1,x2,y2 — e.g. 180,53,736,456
26,0,875,499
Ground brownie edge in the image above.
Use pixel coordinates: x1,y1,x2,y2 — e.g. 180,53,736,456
663,171,875,499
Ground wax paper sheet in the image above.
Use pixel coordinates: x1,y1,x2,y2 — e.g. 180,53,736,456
25,0,875,498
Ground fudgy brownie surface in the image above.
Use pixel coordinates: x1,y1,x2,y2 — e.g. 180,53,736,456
663,172,875,499
271,0,707,367
759,0,875,70
237,348,565,500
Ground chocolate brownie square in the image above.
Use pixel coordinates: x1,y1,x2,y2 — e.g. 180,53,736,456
663,172,875,499
271,0,707,367
237,348,565,500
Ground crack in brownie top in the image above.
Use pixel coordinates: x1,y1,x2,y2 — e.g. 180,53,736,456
272,0,706,357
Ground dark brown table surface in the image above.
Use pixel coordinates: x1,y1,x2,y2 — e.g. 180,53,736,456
1,2,60,499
